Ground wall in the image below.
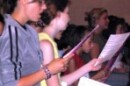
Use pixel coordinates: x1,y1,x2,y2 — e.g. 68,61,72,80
69,0,130,25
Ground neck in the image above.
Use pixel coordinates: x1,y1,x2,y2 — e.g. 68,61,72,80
11,10,27,25
95,27,103,35
43,25,59,38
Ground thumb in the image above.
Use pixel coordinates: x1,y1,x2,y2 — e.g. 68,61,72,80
63,53,74,64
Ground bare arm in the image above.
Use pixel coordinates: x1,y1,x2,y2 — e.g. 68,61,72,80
61,59,101,85
16,42,73,86
17,69,47,86
40,40,61,86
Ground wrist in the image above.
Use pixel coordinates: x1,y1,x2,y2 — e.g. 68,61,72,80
42,65,52,79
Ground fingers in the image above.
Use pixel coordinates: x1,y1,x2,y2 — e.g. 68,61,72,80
94,58,104,66
61,65,67,72
63,53,74,64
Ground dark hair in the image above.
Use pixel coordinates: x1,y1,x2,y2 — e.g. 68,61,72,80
103,15,128,39
57,25,90,50
68,25,90,48
56,24,76,50
85,8,107,29
40,0,69,25
3,0,17,14
0,14,5,25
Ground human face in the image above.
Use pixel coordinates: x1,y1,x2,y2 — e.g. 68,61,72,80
56,7,70,31
82,35,93,53
96,12,109,29
25,0,47,21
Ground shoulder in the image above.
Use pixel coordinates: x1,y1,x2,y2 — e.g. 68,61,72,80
40,40,53,50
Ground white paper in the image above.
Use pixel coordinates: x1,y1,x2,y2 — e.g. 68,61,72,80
110,53,122,71
78,76,111,86
95,32,130,66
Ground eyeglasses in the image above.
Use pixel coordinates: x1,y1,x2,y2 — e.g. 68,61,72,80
28,0,45,5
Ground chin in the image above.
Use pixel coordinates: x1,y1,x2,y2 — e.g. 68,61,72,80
84,50,90,53
32,19,39,22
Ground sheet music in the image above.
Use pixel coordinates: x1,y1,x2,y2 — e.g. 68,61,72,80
110,53,122,71
78,76,111,86
95,32,130,66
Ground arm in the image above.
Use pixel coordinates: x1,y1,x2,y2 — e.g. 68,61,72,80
2,54,70,86
18,57,70,86
0,37,70,86
66,58,79,86
40,40,61,86
61,59,101,85
0,42,59,86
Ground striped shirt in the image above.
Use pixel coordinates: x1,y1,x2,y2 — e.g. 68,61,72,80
0,14,43,86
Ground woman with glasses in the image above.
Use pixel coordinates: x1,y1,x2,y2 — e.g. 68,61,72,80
0,0,73,86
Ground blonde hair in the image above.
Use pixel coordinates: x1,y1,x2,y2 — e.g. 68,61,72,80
85,8,107,29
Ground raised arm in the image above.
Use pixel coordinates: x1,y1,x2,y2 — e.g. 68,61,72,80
61,59,101,85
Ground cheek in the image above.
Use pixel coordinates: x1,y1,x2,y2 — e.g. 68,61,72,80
26,6,41,21
82,43,91,52
99,20,108,28
59,19,69,30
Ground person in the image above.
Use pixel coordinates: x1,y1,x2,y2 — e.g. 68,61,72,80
92,15,130,86
83,8,110,79
104,15,129,86
0,0,73,86
38,0,101,86
0,14,4,35
84,8,109,59
59,25,95,86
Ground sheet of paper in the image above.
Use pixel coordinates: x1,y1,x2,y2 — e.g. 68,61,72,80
78,76,111,86
95,32,130,66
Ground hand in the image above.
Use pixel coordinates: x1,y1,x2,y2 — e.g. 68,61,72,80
86,58,101,71
47,54,74,75
91,69,110,81
94,57,104,66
